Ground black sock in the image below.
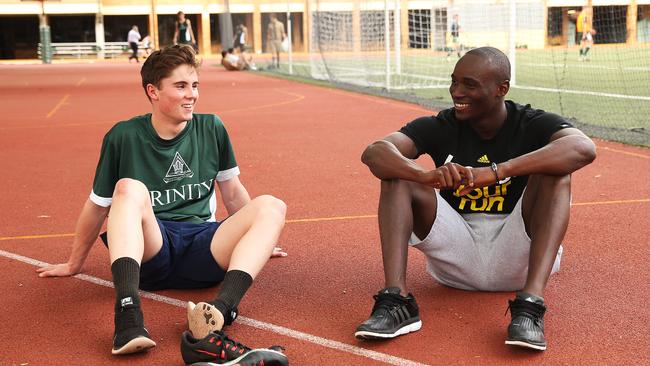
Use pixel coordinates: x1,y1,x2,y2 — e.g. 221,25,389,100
209,270,253,316
584,47,591,56
579,48,584,56
111,257,141,311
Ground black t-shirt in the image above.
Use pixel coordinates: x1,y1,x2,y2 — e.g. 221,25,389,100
399,101,572,215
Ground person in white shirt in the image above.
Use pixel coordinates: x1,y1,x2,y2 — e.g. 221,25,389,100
221,48,256,71
127,25,141,63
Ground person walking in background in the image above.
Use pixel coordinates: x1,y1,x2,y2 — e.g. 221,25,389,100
233,24,248,53
174,11,196,48
267,15,286,69
127,25,141,63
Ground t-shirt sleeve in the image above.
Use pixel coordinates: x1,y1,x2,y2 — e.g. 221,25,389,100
214,118,240,182
524,109,574,149
90,132,119,207
398,116,438,158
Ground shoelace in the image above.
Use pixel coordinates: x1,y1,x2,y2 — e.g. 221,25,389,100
117,306,141,330
214,331,252,355
506,299,546,326
371,293,405,314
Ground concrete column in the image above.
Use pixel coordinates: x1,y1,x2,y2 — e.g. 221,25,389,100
149,0,158,51
353,0,361,52
254,5,262,53
627,0,638,44
95,12,105,59
400,0,408,49
302,3,309,52
200,9,211,56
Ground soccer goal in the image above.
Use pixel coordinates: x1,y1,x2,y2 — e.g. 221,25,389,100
277,0,650,146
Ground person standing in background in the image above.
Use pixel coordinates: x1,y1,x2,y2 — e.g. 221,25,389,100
446,14,461,61
267,15,286,69
577,7,594,61
233,24,248,53
174,11,196,48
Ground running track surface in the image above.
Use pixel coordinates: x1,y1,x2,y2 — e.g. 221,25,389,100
1,62,649,366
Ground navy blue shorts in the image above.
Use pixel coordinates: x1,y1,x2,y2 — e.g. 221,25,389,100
100,218,226,291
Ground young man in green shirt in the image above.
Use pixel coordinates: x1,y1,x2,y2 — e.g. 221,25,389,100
37,45,288,364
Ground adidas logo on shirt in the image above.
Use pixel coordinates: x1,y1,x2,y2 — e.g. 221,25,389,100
477,155,490,164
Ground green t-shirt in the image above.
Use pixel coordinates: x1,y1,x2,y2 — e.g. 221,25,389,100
90,113,239,223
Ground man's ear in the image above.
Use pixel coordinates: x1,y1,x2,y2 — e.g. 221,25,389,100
497,79,510,97
146,84,159,101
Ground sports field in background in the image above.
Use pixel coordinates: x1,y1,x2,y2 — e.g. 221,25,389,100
270,46,650,146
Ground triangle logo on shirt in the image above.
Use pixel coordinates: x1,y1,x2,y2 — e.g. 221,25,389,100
164,152,194,183
477,154,490,164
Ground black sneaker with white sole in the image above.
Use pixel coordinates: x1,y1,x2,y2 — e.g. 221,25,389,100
112,300,156,355
355,287,422,339
505,294,547,351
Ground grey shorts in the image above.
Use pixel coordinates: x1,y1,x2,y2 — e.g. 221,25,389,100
410,191,562,291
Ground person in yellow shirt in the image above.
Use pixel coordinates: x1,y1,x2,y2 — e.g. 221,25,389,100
577,8,594,61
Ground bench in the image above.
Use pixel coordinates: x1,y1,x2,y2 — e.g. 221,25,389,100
38,42,149,59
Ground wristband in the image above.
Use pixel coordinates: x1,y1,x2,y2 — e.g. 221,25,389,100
490,162,500,183
491,162,510,185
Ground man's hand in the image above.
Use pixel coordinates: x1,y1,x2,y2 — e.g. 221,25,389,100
421,162,474,190
271,247,287,258
36,262,79,278
457,166,503,196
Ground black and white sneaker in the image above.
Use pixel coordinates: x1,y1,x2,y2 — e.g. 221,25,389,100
112,299,156,355
505,294,547,351
355,287,422,339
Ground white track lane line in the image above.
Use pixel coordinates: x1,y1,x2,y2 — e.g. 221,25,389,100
0,249,429,366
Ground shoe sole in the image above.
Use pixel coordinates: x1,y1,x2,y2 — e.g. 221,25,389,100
354,320,422,339
505,339,546,351
111,336,156,355
187,348,289,366
187,301,225,339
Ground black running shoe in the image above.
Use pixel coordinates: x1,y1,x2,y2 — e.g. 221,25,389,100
180,330,288,366
112,299,156,355
355,287,422,339
505,296,547,351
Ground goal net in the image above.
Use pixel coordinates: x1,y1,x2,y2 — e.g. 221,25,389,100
278,0,650,146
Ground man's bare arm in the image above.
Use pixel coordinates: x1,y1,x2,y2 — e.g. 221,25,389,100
217,176,251,215
498,128,596,179
37,199,109,277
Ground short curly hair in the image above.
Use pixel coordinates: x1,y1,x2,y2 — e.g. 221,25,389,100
140,44,201,100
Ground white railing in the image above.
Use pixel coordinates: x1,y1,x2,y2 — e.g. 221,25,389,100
37,41,149,59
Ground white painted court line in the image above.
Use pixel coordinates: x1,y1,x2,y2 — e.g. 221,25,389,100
0,249,429,366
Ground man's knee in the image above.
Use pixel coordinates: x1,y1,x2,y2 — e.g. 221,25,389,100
113,178,149,203
252,195,287,222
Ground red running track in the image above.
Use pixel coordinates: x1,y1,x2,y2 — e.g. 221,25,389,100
1,62,649,365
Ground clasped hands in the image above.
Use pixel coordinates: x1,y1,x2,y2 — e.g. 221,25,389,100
420,163,498,196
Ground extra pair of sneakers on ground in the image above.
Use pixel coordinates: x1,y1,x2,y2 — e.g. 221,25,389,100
355,287,548,351
112,300,289,365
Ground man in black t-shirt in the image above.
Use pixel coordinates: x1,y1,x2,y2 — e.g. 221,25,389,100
356,47,596,351
36,45,288,365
